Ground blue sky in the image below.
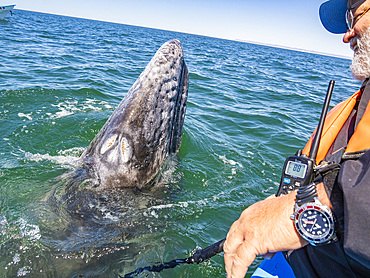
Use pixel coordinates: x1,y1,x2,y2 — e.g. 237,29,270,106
9,0,353,58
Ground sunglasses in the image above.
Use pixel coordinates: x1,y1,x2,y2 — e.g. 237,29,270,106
346,0,370,30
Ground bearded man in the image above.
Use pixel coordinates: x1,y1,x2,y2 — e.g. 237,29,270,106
223,0,370,277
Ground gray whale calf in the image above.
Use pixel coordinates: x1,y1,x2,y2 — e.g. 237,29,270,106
79,39,188,189
31,40,188,276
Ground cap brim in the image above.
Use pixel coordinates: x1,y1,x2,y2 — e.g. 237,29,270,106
319,0,348,34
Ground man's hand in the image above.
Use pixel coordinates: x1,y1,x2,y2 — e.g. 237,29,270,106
224,192,308,278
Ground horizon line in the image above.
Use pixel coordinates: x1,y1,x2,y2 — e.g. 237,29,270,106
15,8,352,61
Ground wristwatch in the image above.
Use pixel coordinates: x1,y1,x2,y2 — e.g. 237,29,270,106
291,182,337,246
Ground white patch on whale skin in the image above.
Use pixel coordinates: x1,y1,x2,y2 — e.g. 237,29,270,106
121,137,131,163
100,135,118,155
98,135,132,166
99,135,131,165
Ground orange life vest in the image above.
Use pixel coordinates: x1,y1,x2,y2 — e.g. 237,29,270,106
302,90,370,164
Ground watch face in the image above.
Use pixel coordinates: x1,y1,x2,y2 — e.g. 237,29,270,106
295,204,335,245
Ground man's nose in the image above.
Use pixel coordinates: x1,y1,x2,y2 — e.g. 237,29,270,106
343,29,356,43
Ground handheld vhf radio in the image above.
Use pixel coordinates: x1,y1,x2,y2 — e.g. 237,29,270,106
276,80,335,196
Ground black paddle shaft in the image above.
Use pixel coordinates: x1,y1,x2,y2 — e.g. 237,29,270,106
122,238,225,277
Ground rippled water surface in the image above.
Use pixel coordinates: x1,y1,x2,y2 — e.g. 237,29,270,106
0,10,359,278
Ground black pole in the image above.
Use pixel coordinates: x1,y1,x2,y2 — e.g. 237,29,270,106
122,238,225,277
190,238,225,263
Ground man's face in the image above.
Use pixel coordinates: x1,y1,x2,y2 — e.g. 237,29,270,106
343,0,370,79
350,27,370,80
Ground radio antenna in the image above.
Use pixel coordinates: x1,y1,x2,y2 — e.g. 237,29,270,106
309,80,335,162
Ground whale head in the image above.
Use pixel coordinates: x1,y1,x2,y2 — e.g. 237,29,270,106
80,40,188,189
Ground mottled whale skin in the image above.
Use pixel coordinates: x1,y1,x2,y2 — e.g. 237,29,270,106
80,39,188,189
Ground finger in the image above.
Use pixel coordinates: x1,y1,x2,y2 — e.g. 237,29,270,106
227,218,242,236
224,225,244,275
224,252,234,277
230,240,257,278
224,221,245,254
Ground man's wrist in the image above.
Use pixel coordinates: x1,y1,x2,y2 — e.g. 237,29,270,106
316,182,333,210
291,182,337,246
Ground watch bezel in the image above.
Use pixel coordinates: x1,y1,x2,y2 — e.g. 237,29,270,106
293,202,336,245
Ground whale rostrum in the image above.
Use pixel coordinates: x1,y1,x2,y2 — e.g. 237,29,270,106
80,39,188,189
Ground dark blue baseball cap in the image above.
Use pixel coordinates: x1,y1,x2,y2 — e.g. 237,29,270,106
319,0,365,34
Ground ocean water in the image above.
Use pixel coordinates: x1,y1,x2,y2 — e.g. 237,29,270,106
0,10,360,278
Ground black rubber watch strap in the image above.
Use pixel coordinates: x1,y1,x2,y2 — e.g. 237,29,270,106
296,182,317,206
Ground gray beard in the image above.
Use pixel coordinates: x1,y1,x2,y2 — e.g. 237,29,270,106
351,28,370,81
